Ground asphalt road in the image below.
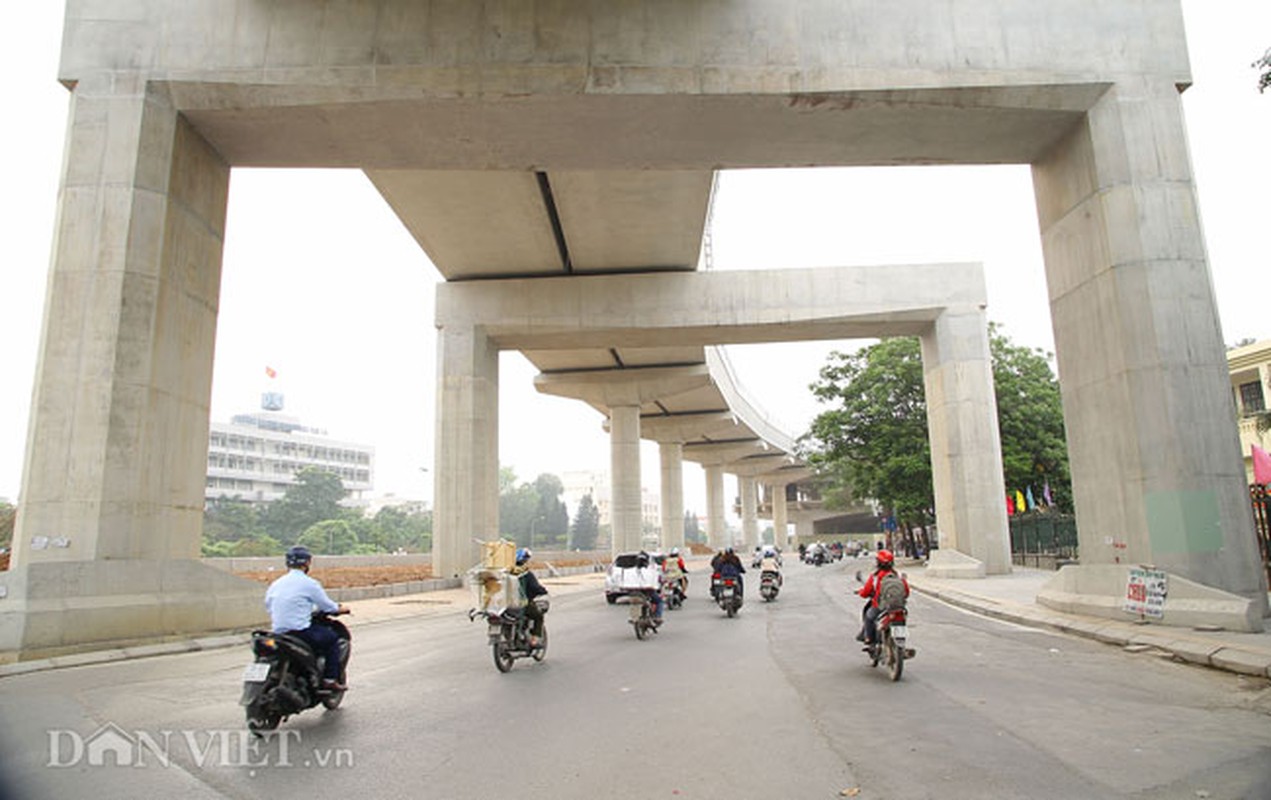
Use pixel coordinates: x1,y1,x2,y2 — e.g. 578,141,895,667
1,559,1270,800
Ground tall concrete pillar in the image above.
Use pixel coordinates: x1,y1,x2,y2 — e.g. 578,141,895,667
659,441,685,553
610,405,643,555
705,465,726,549
433,325,499,577
1032,79,1267,622
739,476,759,551
2,83,265,659
771,482,789,551
794,516,813,549
920,305,1011,576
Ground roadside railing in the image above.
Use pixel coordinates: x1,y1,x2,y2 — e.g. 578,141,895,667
1009,511,1078,570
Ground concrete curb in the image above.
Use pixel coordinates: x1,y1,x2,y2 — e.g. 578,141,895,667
911,581,1271,679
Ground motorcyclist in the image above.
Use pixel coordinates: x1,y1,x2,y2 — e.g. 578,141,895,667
856,549,909,646
264,545,350,691
711,546,746,598
759,546,783,589
662,547,688,599
511,547,549,647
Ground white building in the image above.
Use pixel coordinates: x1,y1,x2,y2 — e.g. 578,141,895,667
206,394,374,504
561,469,660,533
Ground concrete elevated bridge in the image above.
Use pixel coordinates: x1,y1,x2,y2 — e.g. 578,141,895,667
1,0,1266,661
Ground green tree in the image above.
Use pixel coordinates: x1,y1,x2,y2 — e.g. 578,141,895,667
297,519,359,555
570,493,601,550
260,468,349,544
533,473,570,548
0,501,14,551
801,326,1073,533
1255,47,1271,93
203,497,261,543
683,510,704,544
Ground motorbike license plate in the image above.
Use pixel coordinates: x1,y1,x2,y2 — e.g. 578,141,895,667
241,662,271,683
889,625,907,640
721,588,734,598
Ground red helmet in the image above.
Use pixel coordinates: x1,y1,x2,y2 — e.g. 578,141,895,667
876,549,894,567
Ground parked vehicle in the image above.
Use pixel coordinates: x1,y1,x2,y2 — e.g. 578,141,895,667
470,596,549,673
240,610,351,733
759,570,781,601
711,572,743,617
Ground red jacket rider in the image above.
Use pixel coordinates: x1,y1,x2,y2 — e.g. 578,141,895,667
858,549,910,606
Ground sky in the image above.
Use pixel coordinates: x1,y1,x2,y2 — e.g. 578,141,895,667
2,3,1268,524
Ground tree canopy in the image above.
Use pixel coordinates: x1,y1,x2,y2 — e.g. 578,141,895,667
800,325,1072,530
1256,47,1271,93
499,468,570,548
569,493,601,550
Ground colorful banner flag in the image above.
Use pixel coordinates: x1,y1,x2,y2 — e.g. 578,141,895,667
1006,494,1015,515
1042,479,1053,507
1254,444,1271,485
1015,489,1026,514
1026,486,1036,510
265,366,277,379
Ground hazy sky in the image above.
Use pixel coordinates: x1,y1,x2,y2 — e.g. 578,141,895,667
2,4,1268,523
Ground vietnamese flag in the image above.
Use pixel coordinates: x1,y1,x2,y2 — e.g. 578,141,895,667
265,366,277,379
1254,444,1271,485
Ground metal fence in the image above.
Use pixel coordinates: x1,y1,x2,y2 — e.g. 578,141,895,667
1009,511,1078,569
1252,484,1270,586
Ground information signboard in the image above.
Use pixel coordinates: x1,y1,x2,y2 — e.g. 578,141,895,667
1123,567,1167,618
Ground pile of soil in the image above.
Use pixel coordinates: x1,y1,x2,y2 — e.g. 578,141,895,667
237,557,600,589
238,563,435,588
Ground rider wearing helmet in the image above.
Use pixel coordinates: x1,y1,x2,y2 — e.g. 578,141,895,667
711,546,746,598
511,547,549,646
855,549,909,646
264,545,350,690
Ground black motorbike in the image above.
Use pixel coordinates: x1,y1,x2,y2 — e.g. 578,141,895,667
470,596,549,672
711,572,743,617
240,610,351,734
626,591,661,640
664,575,687,610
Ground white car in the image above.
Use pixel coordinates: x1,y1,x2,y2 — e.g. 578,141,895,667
605,552,660,604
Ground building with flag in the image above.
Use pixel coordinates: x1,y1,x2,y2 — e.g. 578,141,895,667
1229,339,1271,485
205,392,374,505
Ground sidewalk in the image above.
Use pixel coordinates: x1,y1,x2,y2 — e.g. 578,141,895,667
905,564,1271,679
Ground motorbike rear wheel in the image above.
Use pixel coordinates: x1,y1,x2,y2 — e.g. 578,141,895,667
886,633,904,681
726,602,737,618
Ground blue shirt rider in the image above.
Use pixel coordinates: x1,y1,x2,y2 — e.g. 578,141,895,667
264,545,350,690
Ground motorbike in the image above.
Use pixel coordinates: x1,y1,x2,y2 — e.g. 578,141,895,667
470,596,549,673
855,570,916,681
240,610,351,734
663,575,687,610
759,570,781,602
626,590,661,640
711,572,743,617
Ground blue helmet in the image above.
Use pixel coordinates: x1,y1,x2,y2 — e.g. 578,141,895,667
516,547,532,566
285,545,313,569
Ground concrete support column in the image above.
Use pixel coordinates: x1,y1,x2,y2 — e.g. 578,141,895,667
920,305,1011,575
739,476,759,551
610,405,643,555
771,482,789,551
659,441,685,552
433,325,499,577
15,85,229,566
794,516,813,549
1033,79,1267,608
705,465,726,549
